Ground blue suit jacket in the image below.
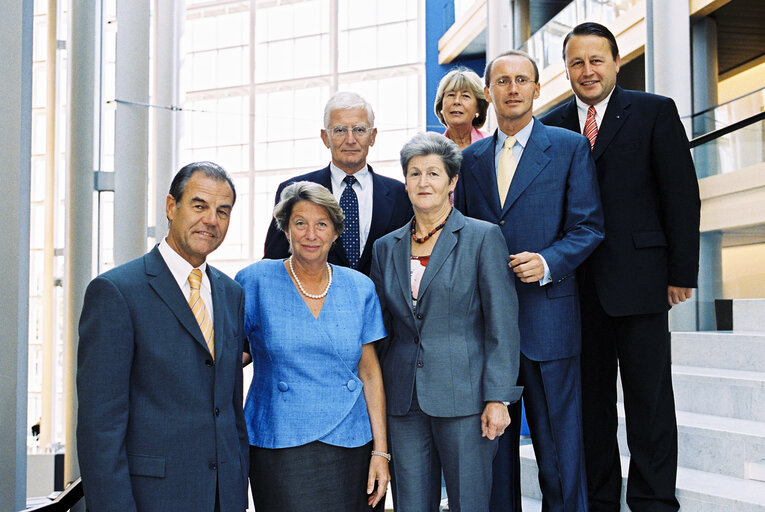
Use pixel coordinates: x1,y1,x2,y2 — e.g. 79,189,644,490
454,119,604,361
235,260,386,449
77,247,249,512
263,164,412,276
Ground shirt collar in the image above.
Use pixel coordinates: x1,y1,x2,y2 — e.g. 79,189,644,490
158,238,209,292
329,162,371,190
497,117,534,151
574,87,615,118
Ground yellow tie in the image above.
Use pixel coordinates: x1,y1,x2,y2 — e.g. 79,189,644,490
188,269,214,359
497,136,517,207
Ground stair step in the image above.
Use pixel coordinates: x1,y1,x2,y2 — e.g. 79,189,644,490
734,299,765,331
672,365,765,421
672,331,765,371
616,404,765,478
520,444,765,511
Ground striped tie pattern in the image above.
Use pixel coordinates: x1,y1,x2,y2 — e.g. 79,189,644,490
497,136,517,207
584,105,598,150
188,269,214,358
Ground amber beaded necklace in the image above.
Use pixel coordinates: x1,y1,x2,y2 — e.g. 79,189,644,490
411,208,452,244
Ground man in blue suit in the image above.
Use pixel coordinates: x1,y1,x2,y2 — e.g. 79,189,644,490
77,162,249,512
263,91,411,277
454,50,604,512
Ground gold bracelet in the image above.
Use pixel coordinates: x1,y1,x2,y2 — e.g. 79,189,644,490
371,450,391,461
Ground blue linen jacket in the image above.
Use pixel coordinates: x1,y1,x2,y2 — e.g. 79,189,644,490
235,260,386,448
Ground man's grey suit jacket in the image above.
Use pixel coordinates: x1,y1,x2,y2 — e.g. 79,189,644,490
370,208,522,417
77,246,249,512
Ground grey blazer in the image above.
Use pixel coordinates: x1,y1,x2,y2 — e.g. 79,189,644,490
370,208,522,417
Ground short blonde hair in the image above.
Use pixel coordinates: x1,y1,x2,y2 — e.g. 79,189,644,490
434,67,489,129
273,181,345,242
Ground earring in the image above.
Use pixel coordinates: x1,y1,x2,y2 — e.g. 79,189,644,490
475,112,479,118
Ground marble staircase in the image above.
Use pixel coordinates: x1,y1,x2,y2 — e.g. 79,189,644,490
520,299,765,511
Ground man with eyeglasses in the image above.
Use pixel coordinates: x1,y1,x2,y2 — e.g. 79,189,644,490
454,50,604,512
263,91,411,278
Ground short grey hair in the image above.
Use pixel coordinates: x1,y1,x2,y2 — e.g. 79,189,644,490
400,132,462,180
273,181,345,241
323,91,375,129
434,67,489,129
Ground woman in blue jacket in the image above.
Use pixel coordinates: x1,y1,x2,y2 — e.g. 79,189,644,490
236,181,389,511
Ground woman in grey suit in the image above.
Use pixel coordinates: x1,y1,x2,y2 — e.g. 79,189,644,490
370,132,522,511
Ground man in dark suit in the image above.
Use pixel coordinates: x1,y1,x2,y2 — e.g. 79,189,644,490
455,50,604,512
77,162,249,512
541,22,701,512
263,91,411,277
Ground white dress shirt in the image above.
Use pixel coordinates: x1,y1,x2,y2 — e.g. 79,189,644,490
329,163,373,252
158,238,214,322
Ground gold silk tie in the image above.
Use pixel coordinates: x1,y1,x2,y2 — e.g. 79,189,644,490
188,269,214,359
497,135,517,207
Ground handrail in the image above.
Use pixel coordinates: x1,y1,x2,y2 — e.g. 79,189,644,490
689,110,765,148
686,85,765,120
23,478,83,512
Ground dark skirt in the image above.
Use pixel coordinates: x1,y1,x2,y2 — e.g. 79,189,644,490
249,440,373,512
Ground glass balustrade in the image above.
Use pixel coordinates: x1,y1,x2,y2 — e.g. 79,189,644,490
691,87,765,177
520,0,641,71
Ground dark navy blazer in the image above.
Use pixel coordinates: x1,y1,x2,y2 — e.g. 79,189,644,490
263,164,412,276
454,119,604,361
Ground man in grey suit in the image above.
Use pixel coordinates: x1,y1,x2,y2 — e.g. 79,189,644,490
77,162,249,512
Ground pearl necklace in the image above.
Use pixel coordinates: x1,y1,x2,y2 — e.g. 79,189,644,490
289,257,332,299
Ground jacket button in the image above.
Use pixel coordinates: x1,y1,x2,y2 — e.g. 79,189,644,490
347,380,357,391
416,360,424,368
205,359,214,367
209,463,217,470
278,381,289,392
214,407,220,416
499,219,506,226
417,313,423,320
414,336,419,344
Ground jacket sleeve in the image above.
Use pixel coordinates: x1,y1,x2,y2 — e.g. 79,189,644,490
478,226,523,403
650,97,701,288
76,276,138,512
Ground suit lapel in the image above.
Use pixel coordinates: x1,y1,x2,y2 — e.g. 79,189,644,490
416,211,461,300
145,247,209,353
391,227,415,317
360,166,392,267
208,265,225,361
501,119,551,216
559,98,581,133
472,133,503,217
592,86,630,161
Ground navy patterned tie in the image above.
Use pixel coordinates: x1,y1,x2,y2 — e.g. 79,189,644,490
339,175,360,269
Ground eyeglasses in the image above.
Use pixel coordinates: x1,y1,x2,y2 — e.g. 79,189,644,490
490,76,535,88
328,125,373,138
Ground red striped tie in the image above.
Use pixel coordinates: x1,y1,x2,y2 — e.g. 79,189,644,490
584,105,598,150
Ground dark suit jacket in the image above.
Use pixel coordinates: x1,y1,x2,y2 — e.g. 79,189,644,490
77,246,249,512
541,86,700,317
263,164,412,276
454,119,604,361
370,208,522,417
